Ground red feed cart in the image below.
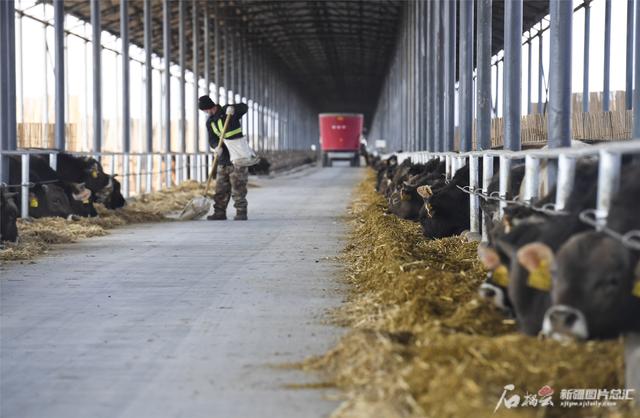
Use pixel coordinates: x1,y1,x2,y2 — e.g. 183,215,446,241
319,113,364,167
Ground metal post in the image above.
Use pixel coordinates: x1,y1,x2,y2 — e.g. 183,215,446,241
146,154,152,193
596,150,621,225
214,2,222,105
91,0,102,153
523,155,540,202
21,154,29,219
626,0,634,110
548,0,572,149
555,154,576,211
425,0,432,151
583,3,590,113
224,23,230,106
179,0,186,153
192,0,199,153
54,0,65,151
0,0,17,183
498,156,511,216
459,0,473,152
603,0,611,112
481,154,494,241
163,0,171,154
538,30,544,114
504,0,522,151
469,155,480,233
435,0,444,152
203,1,210,98
527,38,532,114
445,0,455,151
121,0,130,155
477,0,491,151
635,0,640,138
144,0,152,153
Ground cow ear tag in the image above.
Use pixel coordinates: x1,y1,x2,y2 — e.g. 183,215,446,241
492,265,510,287
632,281,640,298
29,196,39,208
91,168,98,178
527,258,552,291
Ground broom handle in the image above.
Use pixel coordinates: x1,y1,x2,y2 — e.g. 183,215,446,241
203,113,233,196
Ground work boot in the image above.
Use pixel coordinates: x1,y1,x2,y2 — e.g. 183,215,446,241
207,211,227,221
234,211,248,221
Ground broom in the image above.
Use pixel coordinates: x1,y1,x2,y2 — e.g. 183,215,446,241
178,111,233,220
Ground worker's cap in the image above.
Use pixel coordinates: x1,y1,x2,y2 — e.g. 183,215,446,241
198,96,216,110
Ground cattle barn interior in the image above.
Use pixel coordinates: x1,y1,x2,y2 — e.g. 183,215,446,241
0,0,640,416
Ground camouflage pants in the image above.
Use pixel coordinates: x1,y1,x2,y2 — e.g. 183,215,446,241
213,165,248,213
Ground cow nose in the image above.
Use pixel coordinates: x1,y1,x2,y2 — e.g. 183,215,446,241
480,286,495,298
542,305,589,340
549,309,577,327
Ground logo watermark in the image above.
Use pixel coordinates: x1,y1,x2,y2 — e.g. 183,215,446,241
494,384,635,412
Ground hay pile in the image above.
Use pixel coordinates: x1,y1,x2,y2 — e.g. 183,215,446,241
300,171,633,418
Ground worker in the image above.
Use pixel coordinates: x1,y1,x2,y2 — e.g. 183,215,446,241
198,95,249,221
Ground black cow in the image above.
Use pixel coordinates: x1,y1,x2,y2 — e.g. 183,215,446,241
8,156,75,219
0,186,18,242
53,153,125,210
543,163,640,340
480,160,600,336
387,158,446,220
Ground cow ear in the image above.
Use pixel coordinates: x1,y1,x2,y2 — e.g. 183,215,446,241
516,242,554,273
416,185,433,199
477,243,501,270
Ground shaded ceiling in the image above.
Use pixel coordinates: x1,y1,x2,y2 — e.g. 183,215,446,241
49,0,552,123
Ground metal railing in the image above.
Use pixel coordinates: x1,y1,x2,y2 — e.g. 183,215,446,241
0,149,215,219
396,139,640,248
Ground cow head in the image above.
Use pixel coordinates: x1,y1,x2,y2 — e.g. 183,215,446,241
542,231,640,340
30,184,73,218
82,159,110,192
95,175,126,209
1,188,19,242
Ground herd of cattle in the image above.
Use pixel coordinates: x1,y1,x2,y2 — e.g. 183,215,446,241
0,153,126,243
371,151,640,341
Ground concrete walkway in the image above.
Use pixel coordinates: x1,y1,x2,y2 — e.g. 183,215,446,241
1,165,362,418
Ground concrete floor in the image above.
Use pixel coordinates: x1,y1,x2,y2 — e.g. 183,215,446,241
1,165,362,418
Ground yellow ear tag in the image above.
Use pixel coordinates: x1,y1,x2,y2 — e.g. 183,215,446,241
29,197,39,208
527,259,552,291
632,281,640,298
82,199,90,204
91,169,98,178
492,265,510,287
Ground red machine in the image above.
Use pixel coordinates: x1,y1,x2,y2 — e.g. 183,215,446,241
319,113,364,167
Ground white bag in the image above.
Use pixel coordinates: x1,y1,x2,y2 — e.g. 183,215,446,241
225,136,259,167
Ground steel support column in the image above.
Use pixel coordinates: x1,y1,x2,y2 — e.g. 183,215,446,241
548,0,572,148
459,0,473,152
583,3,590,113
477,0,492,151
504,0,522,151
121,0,130,154
203,1,209,97
603,0,611,112
192,0,199,152
54,0,65,151
538,32,543,114
435,0,444,152
527,39,532,114
91,0,102,152
214,1,221,104
179,0,186,153
626,0,635,110
163,0,171,154
634,0,640,138
444,0,455,152
0,0,17,183
144,0,152,153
